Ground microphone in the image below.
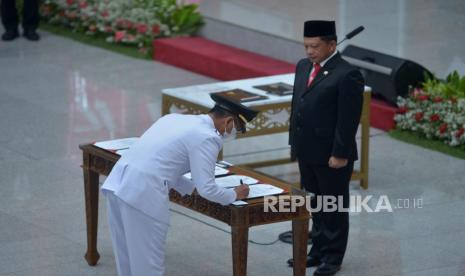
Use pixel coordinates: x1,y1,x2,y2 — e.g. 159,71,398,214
337,26,364,45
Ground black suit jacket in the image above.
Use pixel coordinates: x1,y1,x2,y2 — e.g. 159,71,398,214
289,53,364,164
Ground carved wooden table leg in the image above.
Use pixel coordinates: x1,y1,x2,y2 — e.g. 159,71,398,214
231,225,249,276
231,208,249,276
292,217,309,276
83,153,100,266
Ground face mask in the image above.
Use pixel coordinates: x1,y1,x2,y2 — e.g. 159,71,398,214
222,120,237,142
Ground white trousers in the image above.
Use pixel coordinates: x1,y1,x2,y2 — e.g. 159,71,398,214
105,191,169,276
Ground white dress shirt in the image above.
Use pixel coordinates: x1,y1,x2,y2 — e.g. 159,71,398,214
101,114,237,224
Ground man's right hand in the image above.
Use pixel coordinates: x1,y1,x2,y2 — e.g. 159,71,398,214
234,184,250,200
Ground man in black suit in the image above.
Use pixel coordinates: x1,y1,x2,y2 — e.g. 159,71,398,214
287,20,364,276
1,0,40,41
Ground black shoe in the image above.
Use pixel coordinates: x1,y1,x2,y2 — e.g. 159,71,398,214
287,256,321,267
23,29,40,41
313,263,341,276
2,29,19,41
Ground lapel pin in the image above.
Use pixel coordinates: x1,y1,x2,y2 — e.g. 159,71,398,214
323,71,329,75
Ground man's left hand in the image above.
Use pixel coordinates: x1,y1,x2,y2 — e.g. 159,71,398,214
328,156,348,169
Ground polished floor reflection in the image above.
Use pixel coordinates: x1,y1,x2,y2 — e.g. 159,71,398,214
1,23,465,276
200,0,465,78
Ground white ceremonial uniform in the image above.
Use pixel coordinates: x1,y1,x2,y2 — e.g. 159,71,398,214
101,114,237,276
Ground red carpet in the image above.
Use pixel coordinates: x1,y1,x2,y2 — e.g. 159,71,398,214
153,37,295,80
153,37,398,131
370,98,397,130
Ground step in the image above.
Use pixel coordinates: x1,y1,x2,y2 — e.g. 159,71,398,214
153,37,295,81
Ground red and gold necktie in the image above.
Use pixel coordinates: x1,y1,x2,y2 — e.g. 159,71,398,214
307,63,321,87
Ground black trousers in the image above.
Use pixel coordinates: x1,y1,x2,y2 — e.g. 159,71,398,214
1,0,39,31
298,159,354,266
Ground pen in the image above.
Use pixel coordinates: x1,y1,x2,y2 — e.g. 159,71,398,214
239,179,259,186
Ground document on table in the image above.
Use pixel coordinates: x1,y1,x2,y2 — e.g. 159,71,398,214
247,184,284,199
183,165,230,180
215,175,259,188
231,184,284,205
216,160,234,168
94,137,139,152
232,200,248,206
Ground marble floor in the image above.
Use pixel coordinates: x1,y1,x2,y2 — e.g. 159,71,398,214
1,20,465,276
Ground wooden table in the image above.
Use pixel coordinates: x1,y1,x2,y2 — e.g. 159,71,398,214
162,74,372,189
79,143,310,276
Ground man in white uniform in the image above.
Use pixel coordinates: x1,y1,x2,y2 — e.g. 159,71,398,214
101,94,259,276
